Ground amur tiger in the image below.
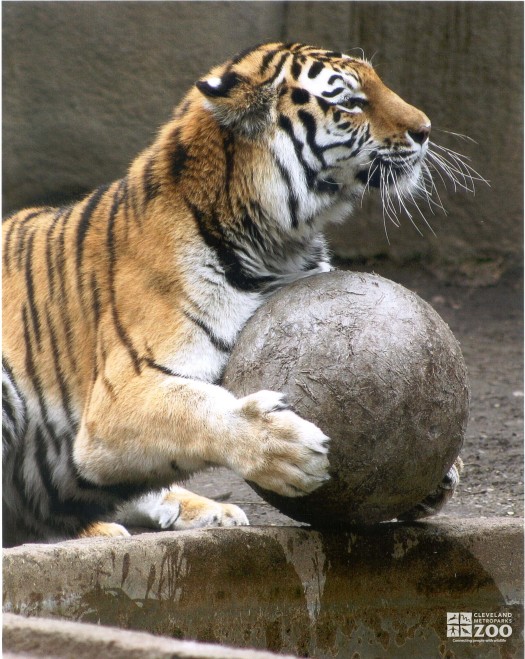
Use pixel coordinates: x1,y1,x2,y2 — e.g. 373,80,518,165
3,42,467,547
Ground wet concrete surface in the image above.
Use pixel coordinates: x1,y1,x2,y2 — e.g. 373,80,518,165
3,612,294,659
3,519,523,658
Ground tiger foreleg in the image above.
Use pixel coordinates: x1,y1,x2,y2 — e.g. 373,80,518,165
74,363,330,502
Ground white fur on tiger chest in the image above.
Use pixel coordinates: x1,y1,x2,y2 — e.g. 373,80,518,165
172,247,264,382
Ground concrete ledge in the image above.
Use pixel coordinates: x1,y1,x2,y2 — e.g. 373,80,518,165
3,518,523,658
3,613,294,659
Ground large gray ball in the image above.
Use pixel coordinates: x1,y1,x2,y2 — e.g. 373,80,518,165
222,272,469,527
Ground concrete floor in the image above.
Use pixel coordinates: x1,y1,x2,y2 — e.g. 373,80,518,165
4,519,523,658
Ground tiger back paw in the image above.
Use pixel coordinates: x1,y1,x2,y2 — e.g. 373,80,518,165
78,521,131,539
155,487,249,530
397,457,463,521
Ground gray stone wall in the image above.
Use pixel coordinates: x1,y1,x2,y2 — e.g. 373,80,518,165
3,2,523,276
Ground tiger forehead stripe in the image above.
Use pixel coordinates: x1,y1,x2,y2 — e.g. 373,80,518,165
264,51,290,86
307,61,325,79
343,73,360,89
230,42,272,65
259,49,280,74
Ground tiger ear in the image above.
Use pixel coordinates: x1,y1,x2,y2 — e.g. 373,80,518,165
196,71,244,98
196,71,276,136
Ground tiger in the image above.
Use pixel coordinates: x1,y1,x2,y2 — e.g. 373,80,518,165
2,42,463,547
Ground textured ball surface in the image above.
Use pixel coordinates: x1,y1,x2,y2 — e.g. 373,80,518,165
222,272,469,527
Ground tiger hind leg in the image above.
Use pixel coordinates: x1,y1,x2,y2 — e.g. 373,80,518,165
397,457,463,521
115,486,249,531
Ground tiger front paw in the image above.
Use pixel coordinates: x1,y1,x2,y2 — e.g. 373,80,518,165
233,390,330,497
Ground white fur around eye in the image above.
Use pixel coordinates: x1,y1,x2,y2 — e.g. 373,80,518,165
336,104,364,115
297,66,363,107
342,73,359,89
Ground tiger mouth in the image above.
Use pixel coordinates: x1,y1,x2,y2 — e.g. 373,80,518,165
356,162,409,189
356,166,382,188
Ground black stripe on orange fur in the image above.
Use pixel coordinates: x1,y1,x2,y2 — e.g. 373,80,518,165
45,305,76,428
76,183,111,295
106,181,141,374
143,156,161,204
24,229,42,350
187,199,273,292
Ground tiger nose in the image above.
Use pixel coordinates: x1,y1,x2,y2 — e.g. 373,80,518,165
408,124,431,145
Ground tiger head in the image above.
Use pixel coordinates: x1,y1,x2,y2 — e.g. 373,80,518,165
193,42,431,219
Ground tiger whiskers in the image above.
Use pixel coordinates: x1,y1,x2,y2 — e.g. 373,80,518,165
419,161,448,214
379,164,401,244
404,159,448,220
391,166,432,237
358,150,381,208
431,127,478,144
373,137,487,242
375,161,425,242
426,142,488,194
362,160,379,206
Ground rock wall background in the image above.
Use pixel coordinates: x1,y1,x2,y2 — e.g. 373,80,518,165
3,1,523,279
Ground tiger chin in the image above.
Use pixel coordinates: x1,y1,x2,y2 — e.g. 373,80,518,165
3,42,457,547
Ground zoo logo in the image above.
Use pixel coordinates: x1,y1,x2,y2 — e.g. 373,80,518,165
447,612,513,641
